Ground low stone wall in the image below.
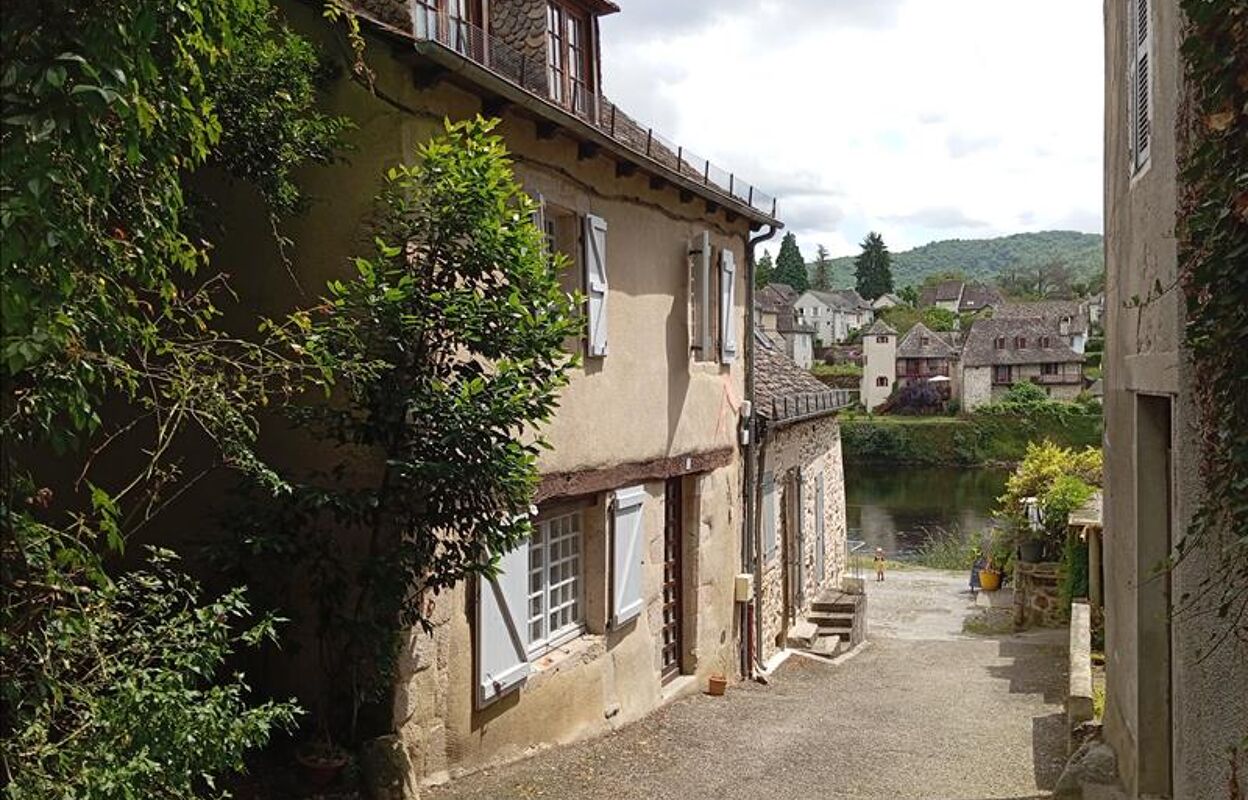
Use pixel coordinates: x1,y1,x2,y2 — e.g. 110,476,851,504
1014,561,1065,628
1067,601,1095,753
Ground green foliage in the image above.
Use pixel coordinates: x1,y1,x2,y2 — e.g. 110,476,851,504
898,285,919,306
251,119,581,742
773,232,808,293
812,244,832,291
1174,0,1248,649
755,250,774,288
878,304,959,335
811,362,862,378
922,307,958,331
854,231,894,300
997,441,1101,547
913,526,978,570
819,231,1104,291
1,0,347,791
840,411,1102,467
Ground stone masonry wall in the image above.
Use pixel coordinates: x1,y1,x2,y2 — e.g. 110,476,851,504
758,415,848,661
1013,561,1065,628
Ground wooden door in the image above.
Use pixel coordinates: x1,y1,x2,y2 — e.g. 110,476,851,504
661,478,683,682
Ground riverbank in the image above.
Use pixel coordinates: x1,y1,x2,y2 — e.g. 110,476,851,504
840,410,1102,466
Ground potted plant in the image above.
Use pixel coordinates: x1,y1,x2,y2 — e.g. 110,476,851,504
707,673,728,696
296,735,351,789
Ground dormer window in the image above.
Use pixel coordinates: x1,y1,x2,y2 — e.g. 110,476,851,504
1040,335,1052,348
1014,336,1026,349
993,336,1006,350
920,335,930,346
547,2,592,114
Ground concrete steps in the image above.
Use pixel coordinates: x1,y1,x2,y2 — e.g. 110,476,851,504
806,591,867,646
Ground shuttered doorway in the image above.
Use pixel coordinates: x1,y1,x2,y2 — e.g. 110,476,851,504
661,478,684,682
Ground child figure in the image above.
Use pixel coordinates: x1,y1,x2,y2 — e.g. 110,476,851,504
874,547,887,582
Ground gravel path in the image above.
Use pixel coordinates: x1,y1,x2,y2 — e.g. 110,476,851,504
425,568,1068,800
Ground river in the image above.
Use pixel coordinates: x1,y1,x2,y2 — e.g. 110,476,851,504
844,464,1010,559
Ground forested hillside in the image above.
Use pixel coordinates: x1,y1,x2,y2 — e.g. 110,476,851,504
812,231,1104,289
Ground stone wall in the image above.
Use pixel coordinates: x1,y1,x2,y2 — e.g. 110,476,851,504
489,0,549,95
961,365,993,411
1013,561,1065,628
757,414,848,661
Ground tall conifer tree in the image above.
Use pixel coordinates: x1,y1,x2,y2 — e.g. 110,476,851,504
854,231,894,299
773,232,809,293
813,244,832,291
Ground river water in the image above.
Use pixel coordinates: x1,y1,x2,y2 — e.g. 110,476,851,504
844,464,1010,559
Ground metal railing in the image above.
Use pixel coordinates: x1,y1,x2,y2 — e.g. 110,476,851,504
845,539,866,583
413,12,778,219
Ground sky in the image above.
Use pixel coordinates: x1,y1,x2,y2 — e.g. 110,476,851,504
599,0,1104,260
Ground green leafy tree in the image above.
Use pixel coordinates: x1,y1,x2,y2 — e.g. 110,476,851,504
773,232,808,292
898,285,919,306
813,244,833,291
255,119,582,742
755,250,775,288
854,231,894,300
920,307,959,331
1,0,349,793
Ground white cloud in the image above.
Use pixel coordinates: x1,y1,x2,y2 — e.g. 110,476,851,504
600,0,1104,260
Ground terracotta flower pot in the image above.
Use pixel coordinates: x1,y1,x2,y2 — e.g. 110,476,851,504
296,744,350,789
978,568,1002,592
707,674,728,696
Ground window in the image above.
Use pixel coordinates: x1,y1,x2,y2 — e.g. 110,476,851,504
876,376,889,387
414,0,481,56
527,511,585,657
1128,0,1152,175
1040,335,1052,348
993,365,1012,384
762,473,777,561
1014,336,1026,349
876,335,889,344
994,336,1006,350
1042,362,1060,376
547,2,591,114
920,335,930,346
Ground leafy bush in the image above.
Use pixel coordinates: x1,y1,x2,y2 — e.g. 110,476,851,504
913,527,978,570
840,412,1102,466
811,362,863,378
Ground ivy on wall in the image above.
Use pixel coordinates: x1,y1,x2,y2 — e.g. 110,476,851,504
1175,0,1248,649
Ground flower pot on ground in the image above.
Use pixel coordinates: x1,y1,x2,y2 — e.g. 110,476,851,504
296,741,351,789
707,674,728,696
978,568,1002,592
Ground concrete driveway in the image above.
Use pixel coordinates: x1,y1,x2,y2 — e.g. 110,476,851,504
425,568,1069,800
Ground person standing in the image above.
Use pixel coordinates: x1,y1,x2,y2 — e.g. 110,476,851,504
874,547,887,582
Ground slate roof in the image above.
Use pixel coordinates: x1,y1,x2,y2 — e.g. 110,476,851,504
919,280,964,306
757,283,799,314
863,319,897,336
775,310,814,334
995,300,1090,335
959,283,1003,312
897,322,959,359
755,334,847,422
804,288,871,312
961,317,1086,367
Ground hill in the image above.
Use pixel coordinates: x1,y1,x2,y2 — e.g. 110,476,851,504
811,231,1104,290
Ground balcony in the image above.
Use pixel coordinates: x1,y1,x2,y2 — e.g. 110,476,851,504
1032,372,1081,385
411,12,778,221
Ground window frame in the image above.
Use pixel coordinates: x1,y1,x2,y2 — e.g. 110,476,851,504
546,1,593,114
1128,0,1153,177
526,510,586,659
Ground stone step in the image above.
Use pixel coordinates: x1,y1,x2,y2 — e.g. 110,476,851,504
807,611,854,628
810,635,842,658
785,620,819,650
818,629,852,642
811,593,861,614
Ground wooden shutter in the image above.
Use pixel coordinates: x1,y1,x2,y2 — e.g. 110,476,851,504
611,485,646,627
584,214,609,356
719,249,737,363
1130,0,1152,173
475,540,531,708
692,232,712,358
763,472,776,562
815,473,826,584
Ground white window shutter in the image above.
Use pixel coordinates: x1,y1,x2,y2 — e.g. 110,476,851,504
584,214,609,357
611,485,646,627
719,248,737,363
763,472,776,562
475,540,531,708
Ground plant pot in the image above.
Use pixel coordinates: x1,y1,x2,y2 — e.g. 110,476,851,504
707,674,728,696
296,745,350,789
1018,540,1045,563
978,568,1002,592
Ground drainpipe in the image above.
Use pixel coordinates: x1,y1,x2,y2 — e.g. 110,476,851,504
743,224,777,677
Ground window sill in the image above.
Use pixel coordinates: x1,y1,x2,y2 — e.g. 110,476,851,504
528,633,605,681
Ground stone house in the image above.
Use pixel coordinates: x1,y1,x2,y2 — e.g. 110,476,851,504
751,336,850,663
958,317,1084,410
918,280,1003,314
994,300,1092,353
1102,0,1247,797
230,0,784,786
871,292,902,311
859,319,898,412
894,322,961,402
794,288,874,345
756,283,813,368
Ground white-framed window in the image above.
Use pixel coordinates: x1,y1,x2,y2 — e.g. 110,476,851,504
1128,0,1152,175
527,511,584,657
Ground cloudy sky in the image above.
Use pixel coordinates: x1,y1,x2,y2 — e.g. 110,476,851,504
599,0,1103,259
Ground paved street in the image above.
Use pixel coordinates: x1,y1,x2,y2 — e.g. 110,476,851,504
426,569,1068,800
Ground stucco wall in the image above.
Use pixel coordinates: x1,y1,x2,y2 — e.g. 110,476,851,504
1103,1,1248,797
757,416,848,661
861,334,895,411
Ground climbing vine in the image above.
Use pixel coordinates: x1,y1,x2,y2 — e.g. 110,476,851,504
1174,0,1248,649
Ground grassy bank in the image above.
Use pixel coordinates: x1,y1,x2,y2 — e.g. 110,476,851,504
840,410,1102,466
